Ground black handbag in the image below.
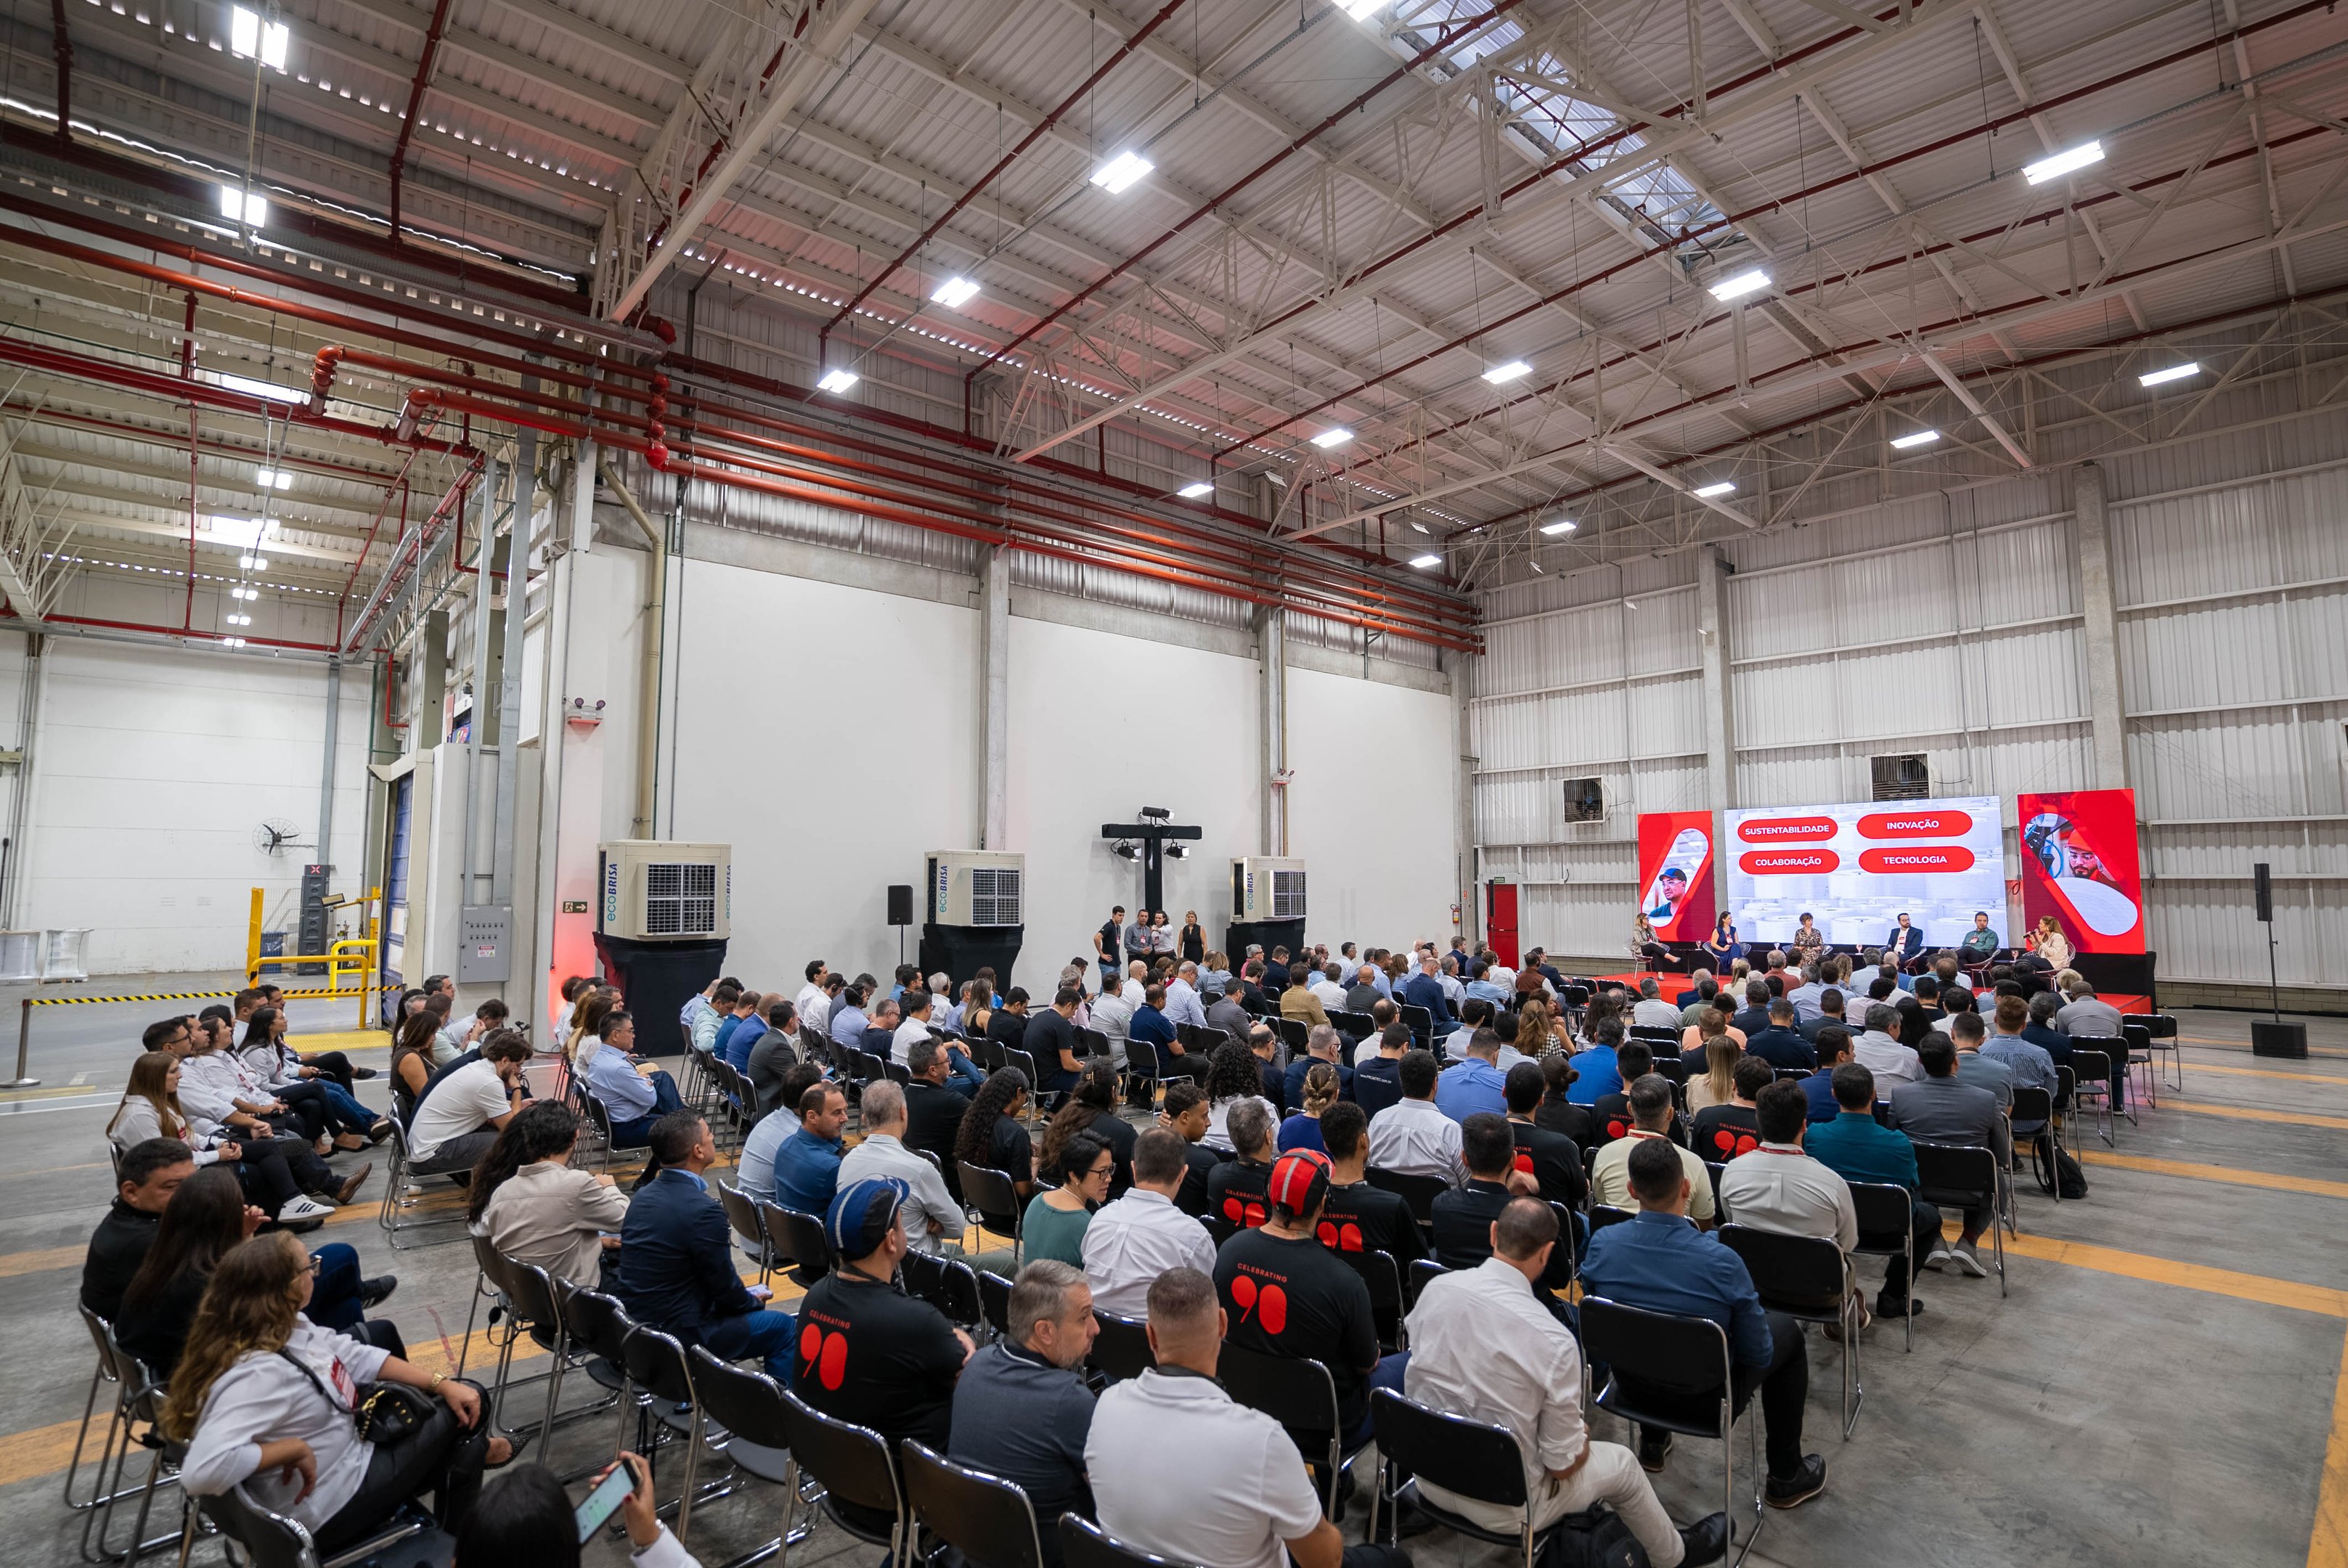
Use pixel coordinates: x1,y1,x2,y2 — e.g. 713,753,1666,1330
277,1349,439,1445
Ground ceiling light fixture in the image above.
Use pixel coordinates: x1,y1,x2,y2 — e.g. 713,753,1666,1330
1529,561,1544,573
1889,429,1941,449
1409,553,1442,568
211,372,304,404
2024,140,2104,184
1482,360,1531,384
1410,520,1430,534
1310,428,1353,449
223,637,248,648
1539,518,1576,535
218,186,268,225
237,554,271,570
816,368,860,394
1089,151,1154,195
1343,0,1385,17
2138,362,2200,387
1706,268,1770,302
230,6,288,68
930,276,980,309
255,467,293,489
1177,481,1214,499
1691,481,1737,498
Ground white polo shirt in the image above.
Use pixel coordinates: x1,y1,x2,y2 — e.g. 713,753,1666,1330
1364,1096,1464,1183
408,1058,511,1160
1080,1188,1216,1318
1404,1257,1588,1525
1085,1367,1323,1568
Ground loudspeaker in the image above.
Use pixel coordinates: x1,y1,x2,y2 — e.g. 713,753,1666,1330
886,884,914,926
2254,862,2273,923
2251,1018,2307,1059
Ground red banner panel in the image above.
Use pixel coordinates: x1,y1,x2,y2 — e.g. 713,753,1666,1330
1858,846,1976,875
2018,788,2146,954
1737,814,1837,843
1858,809,1974,839
1740,849,1842,875
1636,812,1716,942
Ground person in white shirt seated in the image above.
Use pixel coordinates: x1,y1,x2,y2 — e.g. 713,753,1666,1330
794,961,830,1034
473,1101,629,1286
168,1230,510,1551
407,1032,530,1178
1631,977,1683,1032
896,989,985,1091
1364,1049,1464,1184
1405,1196,1726,1567
1309,963,1350,1013
1084,1266,1409,1568
1088,978,1135,1069
1716,1082,1861,1311
454,1456,699,1568
1081,1127,1216,1318
1851,1004,1925,1089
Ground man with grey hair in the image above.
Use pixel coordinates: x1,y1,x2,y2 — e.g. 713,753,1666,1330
1631,976,1681,1031
836,1080,964,1256
1207,1099,1278,1225
1677,970,1716,1025
1091,974,1135,1069
1852,1004,1923,1087
950,1259,1098,1560
1163,960,1209,1031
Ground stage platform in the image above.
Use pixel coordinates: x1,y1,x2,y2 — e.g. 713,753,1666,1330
1583,968,2151,1015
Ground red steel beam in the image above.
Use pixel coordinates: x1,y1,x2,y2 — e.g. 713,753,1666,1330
820,0,1194,346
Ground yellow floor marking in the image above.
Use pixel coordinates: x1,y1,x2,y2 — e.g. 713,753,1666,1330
2315,1325,2348,1568
0,1244,91,1279
2171,1101,2348,1132
2185,1062,2348,1085
1933,1219,2348,1317
2076,1150,2348,1203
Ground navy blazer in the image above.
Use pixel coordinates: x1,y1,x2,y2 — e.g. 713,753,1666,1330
1886,927,1925,961
614,1169,762,1344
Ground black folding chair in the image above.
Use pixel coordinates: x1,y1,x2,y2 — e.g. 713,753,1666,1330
1120,1037,1162,1111
901,1440,1047,1568
2124,1013,2182,1100
1912,1140,2005,1297
1367,1387,1564,1568
1059,1514,1196,1568
2067,1040,2122,1140
188,1482,433,1568
1406,1257,1448,1307
1217,1342,1360,1519
1848,1182,1917,1353
1336,1247,1406,1352
1363,1167,1447,1235
902,1251,985,1331
978,1270,1014,1338
718,1180,773,1281
958,1162,1024,1266
687,1347,810,1563
550,1284,641,1459
759,1201,832,1290
621,1324,718,1540
2011,1085,2056,1204
1581,1296,1763,1564
778,1389,908,1565
1588,1203,1636,1235
1089,1311,1154,1382
1274,1016,1310,1054
1718,1225,1862,1437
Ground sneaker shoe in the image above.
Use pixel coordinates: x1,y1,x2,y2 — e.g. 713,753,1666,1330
1923,1244,1953,1271
359,1275,399,1309
279,1194,337,1224
1765,1455,1827,1509
1951,1241,1990,1278
1638,1432,1673,1473
1678,1512,1730,1567
331,1163,375,1206
367,1119,395,1145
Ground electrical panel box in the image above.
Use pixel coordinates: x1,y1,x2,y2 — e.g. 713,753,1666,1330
1231,857,1307,922
927,851,1024,926
598,841,732,941
458,904,510,983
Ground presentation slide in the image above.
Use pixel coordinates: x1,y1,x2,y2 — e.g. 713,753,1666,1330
1727,796,2007,950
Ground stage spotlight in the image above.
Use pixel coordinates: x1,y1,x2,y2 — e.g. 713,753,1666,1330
1167,844,1189,859
1113,841,1139,859
1138,806,1171,820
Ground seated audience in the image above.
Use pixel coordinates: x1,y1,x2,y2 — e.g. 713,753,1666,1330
826,984,871,1052
1023,1130,1112,1267
902,1038,974,1176
474,1101,627,1286
1279,969,1332,1030
1433,1026,1510,1122
2022,992,2071,1061
1852,1005,1924,1088
1535,1050,1593,1142
1429,1113,1544,1277
238,1007,386,1142
1364,1050,1464,1182
793,1178,974,1466
736,1079,848,1212
1203,1040,1279,1153
1948,1012,2015,1115
1590,1076,1718,1225
1040,1061,1138,1191
407,1031,531,1180
1407,1196,1725,1567
1579,1138,1825,1508
1214,1150,1399,1447
1025,986,1086,1099
744,1000,799,1112
1282,1025,1354,1112
1084,1128,1218,1318
168,1231,505,1547
1565,1018,1623,1105
1689,1056,1774,1162
1354,1021,1409,1104
109,1051,341,1223
453,1455,692,1568
1716,1082,1859,1304
1684,1026,1743,1114
1807,1063,1941,1320
1504,1062,1586,1208
1886,1037,2003,1278
615,1112,794,1380
1279,1062,1342,1153
1207,1100,1278,1230
582,1010,686,1147
1086,1267,1408,1568
948,1261,1097,1565
1745,998,1817,1071
1799,987,1850,1043
1318,1103,1427,1266
84,1138,199,1320
838,1081,967,1258
953,1068,1036,1202
1800,1028,1855,1123
1158,1080,1220,1216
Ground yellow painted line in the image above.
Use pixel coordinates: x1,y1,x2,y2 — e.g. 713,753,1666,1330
0,1244,89,1279
2184,1062,2348,1085
1945,1222,2348,1318
2172,1101,2348,1132
2077,1150,2348,1203
2315,1326,2348,1568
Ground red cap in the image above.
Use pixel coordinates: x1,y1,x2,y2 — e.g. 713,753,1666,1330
1267,1149,1332,1217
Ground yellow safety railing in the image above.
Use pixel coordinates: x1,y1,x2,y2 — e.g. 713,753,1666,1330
246,886,386,1027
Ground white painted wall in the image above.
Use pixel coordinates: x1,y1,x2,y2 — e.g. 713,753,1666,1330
1287,663,1462,950
1,632,370,974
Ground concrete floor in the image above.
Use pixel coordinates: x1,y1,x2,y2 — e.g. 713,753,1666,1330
1,975,2342,1567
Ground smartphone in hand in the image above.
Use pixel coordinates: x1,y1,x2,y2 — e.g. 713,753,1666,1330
575,1456,636,1543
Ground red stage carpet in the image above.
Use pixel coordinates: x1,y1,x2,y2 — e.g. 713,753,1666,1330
1586,970,2149,1015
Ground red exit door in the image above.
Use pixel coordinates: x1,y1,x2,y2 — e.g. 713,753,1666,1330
1485,881,1519,968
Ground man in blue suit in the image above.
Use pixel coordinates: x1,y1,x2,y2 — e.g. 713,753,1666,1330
615,1109,794,1381
1885,914,1926,972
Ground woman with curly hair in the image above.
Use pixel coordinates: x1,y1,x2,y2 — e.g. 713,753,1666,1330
1200,1040,1275,1153
953,1066,1035,1201
169,1232,508,1548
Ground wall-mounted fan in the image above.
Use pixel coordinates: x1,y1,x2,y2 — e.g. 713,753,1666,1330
253,818,307,855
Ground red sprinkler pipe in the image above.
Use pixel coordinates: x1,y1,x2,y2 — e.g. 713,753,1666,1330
387,0,456,238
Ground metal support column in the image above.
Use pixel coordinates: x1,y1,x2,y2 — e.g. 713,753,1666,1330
977,544,1010,850
1695,544,1737,912
317,656,341,868
1257,605,1287,857
2073,462,2130,790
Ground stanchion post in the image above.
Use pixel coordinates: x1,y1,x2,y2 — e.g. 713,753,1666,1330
6,996,36,1088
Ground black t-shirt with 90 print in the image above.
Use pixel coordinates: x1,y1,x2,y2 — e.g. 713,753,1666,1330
1212,1227,1379,1434
1317,1180,1427,1266
792,1269,965,1451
